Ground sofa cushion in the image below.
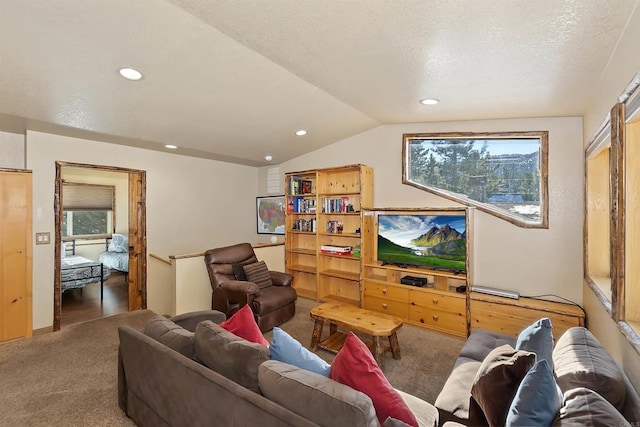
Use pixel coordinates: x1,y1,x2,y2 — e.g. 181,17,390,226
515,317,554,368
505,359,562,426
330,332,418,427
553,327,626,411
459,328,516,362
220,304,269,346
243,260,273,289
552,387,631,426
395,389,439,427
470,344,536,427
270,327,330,377
144,315,195,358
259,359,378,427
434,356,484,421
194,320,270,393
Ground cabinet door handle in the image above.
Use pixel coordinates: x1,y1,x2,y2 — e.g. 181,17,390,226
432,315,439,321
382,288,387,294
432,298,439,305
382,303,388,309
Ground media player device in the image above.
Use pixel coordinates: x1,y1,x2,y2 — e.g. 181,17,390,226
400,276,428,287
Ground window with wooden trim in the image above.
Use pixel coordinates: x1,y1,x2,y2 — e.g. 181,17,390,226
588,70,640,345
403,132,548,228
61,182,114,237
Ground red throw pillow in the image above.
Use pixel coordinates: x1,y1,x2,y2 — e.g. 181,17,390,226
219,304,269,347
329,332,418,426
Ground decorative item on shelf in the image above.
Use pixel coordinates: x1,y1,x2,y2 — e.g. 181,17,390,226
352,245,361,258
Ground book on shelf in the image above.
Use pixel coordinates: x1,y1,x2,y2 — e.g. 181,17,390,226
320,245,353,255
289,176,313,195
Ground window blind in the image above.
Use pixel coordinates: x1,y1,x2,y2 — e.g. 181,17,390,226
63,183,114,210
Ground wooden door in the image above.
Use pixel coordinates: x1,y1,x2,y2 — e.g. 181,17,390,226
0,169,32,341
128,170,146,310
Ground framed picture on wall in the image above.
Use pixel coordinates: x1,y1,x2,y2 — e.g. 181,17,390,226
256,195,286,235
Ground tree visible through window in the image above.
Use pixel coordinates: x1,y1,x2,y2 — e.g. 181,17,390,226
403,132,548,228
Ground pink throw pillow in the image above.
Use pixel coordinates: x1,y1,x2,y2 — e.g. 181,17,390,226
329,332,418,426
219,304,269,347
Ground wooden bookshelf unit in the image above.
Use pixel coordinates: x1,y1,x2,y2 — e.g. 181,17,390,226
285,165,373,305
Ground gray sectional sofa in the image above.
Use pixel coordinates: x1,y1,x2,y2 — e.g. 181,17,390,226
435,326,640,426
119,309,640,426
117,310,438,427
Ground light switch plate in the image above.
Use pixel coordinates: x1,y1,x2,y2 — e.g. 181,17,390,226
36,232,51,245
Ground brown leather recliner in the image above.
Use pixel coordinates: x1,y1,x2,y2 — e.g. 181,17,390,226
203,242,296,332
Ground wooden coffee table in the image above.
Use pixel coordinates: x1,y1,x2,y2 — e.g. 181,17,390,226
310,302,403,369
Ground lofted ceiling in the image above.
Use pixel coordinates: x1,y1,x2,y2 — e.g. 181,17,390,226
0,0,636,166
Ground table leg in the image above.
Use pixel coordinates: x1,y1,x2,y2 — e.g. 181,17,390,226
373,336,385,369
389,333,401,360
329,322,337,335
310,319,324,351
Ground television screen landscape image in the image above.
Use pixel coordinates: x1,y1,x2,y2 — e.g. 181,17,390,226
377,214,466,272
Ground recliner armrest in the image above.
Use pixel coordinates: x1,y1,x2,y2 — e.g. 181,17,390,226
270,271,293,287
171,310,226,332
220,279,261,294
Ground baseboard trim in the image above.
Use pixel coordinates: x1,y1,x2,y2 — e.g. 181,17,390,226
33,326,54,336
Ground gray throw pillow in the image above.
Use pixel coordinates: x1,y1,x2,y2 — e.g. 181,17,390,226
258,360,377,426
194,320,270,393
553,327,626,411
553,387,631,426
243,260,273,289
144,315,195,358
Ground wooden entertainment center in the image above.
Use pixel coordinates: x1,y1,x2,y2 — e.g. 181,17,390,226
360,207,472,337
285,165,585,338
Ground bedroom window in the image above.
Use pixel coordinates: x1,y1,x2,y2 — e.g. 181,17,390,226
62,183,114,237
402,131,548,228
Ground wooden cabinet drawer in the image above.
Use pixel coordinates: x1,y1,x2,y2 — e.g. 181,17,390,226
409,305,466,336
363,295,408,319
363,282,409,302
410,290,465,313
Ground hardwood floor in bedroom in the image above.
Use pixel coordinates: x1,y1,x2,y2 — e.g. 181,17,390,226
61,271,129,327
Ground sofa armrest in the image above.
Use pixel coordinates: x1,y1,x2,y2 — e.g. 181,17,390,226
270,271,293,287
171,310,226,332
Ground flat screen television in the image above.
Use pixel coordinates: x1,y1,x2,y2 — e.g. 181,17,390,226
377,213,466,273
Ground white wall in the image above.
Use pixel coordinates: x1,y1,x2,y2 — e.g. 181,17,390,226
581,3,640,389
27,130,258,329
273,117,584,303
0,130,25,169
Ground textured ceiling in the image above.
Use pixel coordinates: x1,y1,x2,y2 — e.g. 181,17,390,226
0,0,636,165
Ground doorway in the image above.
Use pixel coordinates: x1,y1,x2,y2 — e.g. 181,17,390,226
53,161,146,331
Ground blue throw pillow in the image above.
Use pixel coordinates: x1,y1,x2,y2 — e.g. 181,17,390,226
506,359,562,426
270,327,331,377
515,317,554,368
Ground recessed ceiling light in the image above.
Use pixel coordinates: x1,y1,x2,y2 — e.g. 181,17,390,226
164,144,177,149
295,130,307,136
419,98,439,105
119,67,143,81
264,155,273,162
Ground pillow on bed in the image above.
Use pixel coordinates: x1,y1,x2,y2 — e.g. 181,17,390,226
61,242,66,259
109,234,128,253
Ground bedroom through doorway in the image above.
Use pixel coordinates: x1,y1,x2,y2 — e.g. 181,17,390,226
53,162,147,330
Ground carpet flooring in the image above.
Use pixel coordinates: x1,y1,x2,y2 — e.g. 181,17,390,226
0,298,465,426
